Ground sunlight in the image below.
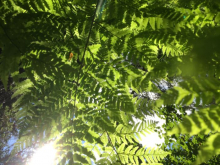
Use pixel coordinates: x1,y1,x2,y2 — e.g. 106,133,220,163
140,132,164,148
141,115,165,148
133,115,165,148
28,142,57,165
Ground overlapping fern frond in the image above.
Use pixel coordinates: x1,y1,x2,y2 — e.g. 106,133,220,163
1,0,220,164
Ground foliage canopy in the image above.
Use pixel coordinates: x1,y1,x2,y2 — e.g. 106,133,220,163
0,0,220,164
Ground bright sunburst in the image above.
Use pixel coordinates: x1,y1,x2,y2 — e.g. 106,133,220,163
28,142,57,165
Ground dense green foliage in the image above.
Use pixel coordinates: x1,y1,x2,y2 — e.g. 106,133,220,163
0,0,220,164
156,105,220,164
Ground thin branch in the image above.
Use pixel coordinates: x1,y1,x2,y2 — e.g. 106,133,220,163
58,0,100,107
73,0,100,107
106,132,122,164
80,1,99,64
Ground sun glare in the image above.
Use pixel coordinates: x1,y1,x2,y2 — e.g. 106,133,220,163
140,132,165,148
28,142,57,165
133,115,165,148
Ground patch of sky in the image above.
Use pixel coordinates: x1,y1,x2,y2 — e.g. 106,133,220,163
133,115,165,148
98,88,102,93
6,136,18,152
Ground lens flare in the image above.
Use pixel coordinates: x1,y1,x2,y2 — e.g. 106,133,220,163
28,142,56,165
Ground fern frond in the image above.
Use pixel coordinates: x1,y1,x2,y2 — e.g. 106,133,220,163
193,132,220,165
168,105,220,136
99,143,169,165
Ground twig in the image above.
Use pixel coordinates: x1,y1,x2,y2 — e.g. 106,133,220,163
106,132,122,164
73,0,100,107
80,2,99,63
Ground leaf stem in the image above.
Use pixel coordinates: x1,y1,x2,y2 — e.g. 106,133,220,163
107,132,122,164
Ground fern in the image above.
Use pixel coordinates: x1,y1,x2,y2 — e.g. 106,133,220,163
168,105,220,136
97,144,169,165
194,132,220,165
1,0,220,164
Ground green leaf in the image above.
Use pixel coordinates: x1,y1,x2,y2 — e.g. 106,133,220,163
0,72,8,90
168,105,220,136
117,143,126,153
193,133,220,165
149,17,156,30
124,145,133,154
